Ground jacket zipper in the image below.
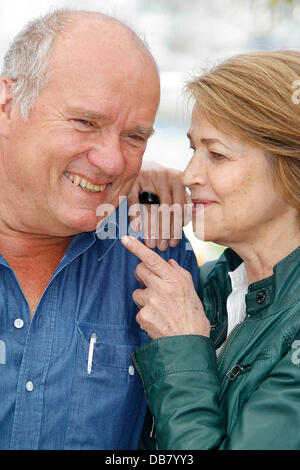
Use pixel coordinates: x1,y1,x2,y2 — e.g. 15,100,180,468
225,363,252,381
210,282,222,330
213,321,228,347
216,321,244,365
210,281,227,340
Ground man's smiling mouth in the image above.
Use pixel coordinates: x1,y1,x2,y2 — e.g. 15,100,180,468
64,171,108,193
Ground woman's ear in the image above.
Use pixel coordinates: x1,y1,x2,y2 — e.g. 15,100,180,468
0,77,14,137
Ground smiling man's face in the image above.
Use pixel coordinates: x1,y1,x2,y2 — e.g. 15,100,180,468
0,17,160,236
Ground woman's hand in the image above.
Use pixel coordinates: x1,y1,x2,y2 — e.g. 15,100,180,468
121,235,211,340
128,161,190,251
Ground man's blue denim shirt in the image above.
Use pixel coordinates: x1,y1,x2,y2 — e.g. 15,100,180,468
0,206,199,449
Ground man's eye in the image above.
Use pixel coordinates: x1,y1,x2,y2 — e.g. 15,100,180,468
73,119,95,129
77,120,93,126
129,134,146,143
130,135,144,141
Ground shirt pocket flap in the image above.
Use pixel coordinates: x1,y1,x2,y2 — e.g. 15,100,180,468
76,321,140,370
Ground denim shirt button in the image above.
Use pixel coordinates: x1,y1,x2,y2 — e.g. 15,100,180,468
25,381,34,392
14,318,24,329
128,365,135,376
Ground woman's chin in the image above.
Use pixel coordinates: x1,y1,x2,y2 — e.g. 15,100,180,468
192,225,213,242
192,226,225,246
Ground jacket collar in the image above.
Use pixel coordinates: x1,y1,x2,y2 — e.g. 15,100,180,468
245,244,300,316
213,244,300,317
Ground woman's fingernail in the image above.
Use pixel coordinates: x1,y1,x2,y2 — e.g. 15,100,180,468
121,236,131,245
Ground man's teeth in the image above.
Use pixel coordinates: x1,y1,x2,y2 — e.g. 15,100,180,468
64,172,107,193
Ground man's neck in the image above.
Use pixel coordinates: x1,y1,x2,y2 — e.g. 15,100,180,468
0,229,73,260
0,231,74,320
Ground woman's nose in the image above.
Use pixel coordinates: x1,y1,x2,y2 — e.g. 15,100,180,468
182,152,207,188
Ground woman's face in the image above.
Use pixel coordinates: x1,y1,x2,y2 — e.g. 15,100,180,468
183,105,290,246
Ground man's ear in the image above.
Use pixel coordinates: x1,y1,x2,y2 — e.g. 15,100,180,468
0,77,14,137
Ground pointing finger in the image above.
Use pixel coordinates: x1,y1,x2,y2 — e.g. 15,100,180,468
121,235,173,279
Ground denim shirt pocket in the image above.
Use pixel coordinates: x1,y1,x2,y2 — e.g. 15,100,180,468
63,321,145,449
76,321,139,372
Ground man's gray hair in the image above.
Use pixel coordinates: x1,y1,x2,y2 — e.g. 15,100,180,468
2,8,151,119
2,9,80,118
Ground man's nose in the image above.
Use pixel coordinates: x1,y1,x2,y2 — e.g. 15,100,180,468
87,140,125,177
182,152,207,187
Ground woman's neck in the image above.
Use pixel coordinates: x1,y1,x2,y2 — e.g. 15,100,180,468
228,212,300,285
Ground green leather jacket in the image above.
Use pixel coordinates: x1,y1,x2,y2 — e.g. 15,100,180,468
132,245,300,450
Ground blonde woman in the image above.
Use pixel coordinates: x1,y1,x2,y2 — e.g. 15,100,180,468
122,51,300,450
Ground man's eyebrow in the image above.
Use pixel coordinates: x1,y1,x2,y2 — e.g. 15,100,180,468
67,107,108,121
132,126,155,138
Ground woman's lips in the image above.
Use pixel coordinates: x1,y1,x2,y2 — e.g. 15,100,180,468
191,199,215,213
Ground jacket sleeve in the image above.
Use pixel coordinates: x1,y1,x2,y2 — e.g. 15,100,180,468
132,335,226,450
132,333,300,450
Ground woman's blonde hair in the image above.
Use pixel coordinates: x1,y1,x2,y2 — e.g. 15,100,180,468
186,50,300,213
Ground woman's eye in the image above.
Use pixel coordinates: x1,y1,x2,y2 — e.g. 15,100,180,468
211,152,226,160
